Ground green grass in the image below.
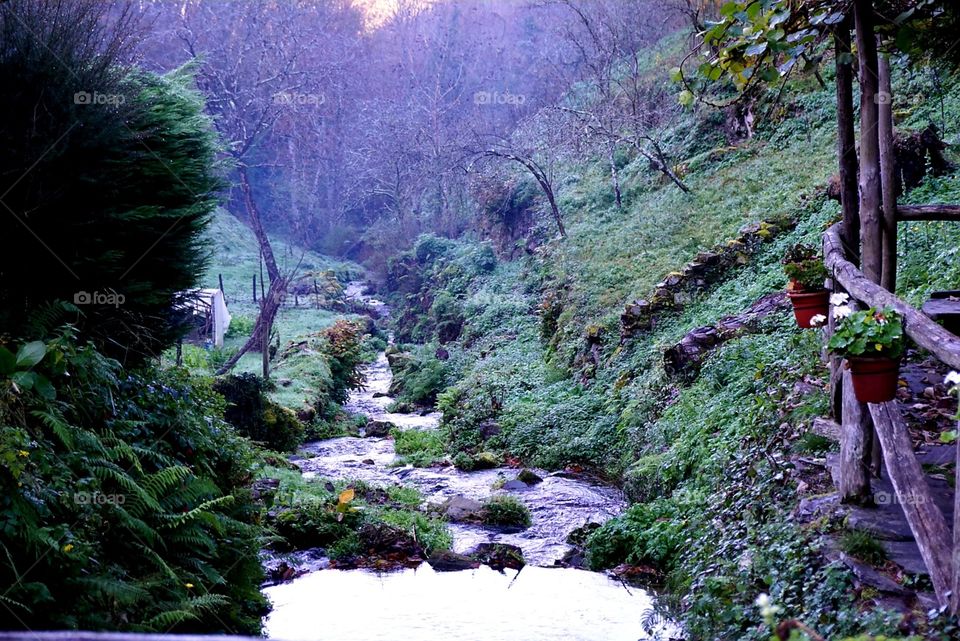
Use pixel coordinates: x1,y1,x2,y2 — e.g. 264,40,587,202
393,428,446,467
259,464,450,557
840,531,888,566
481,495,531,528
167,209,370,414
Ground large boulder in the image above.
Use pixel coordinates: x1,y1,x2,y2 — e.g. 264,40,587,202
437,495,484,522
364,420,394,438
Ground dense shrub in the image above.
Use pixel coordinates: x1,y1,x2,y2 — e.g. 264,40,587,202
213,373,304,452
0,331,266,632
0,3,222,362
388,345,450,406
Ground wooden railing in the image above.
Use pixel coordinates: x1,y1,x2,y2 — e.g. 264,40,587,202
0,635,261,641
823,220,960,610
897,204,960,221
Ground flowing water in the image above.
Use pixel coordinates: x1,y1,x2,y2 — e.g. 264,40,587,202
262,284,678,640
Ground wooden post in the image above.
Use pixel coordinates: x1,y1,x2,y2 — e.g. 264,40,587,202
855,0,883,284
953,419,960,613
953,418,960,613
261,296,270,380
218,273,225,296
870,402,953,606
878,51,897,293
839,368,874,502
835,16,860,260
252,274,257,303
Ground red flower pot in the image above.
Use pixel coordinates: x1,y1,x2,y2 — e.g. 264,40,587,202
787,289,829,328
847,356,900,403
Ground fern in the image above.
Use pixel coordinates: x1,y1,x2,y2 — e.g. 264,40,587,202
73,576,150,605
143,609,198,631
161,495,235,528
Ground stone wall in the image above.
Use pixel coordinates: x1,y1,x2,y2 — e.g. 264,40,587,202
620,215,794,338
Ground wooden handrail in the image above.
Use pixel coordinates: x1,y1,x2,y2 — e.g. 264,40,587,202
0,635,261,641
824,222,960,370
897,204,960,221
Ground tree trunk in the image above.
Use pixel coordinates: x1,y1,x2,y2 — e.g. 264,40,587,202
608,143,623,210
855,0,883,284
239,164,280,283
835,16,860,259
216,277,286,376
878,51,898,293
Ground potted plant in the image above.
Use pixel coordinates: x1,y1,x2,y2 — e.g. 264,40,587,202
826,297,905,403
782,244,828,328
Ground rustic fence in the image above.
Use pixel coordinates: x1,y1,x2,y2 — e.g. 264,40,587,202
823,209,960,611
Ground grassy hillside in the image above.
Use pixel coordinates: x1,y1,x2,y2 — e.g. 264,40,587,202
381,35,960,639
173,210,372,414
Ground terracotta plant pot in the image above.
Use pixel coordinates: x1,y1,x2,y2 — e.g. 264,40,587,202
847,356,900,403
787,289,829,328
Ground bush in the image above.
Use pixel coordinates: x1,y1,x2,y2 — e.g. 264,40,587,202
388,345,450,406
481,495,531,528
226,314,256,339
0,3,223,362
213,373,304,452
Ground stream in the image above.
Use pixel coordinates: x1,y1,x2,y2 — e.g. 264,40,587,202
262,285,677,641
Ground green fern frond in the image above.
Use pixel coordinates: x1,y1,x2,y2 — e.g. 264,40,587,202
73,576,149,605
142,465,192,498
160,495,234,529
133,543,178,581
143,609,198,630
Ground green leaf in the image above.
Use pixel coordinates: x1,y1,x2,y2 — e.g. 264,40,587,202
33,374,56,401
678,90,694,107
10,371,37,390
940,430,957,444
0,347,15,375
15,341,46,369
720,2,739,18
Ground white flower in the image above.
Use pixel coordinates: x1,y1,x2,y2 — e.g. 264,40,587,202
809,314,827,326
833,304,853,319
830,293,850,306
945,371,960,387
755,593,782,623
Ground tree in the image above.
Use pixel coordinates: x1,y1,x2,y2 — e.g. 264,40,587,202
167,0,342,378
470,109,574,239
0,0,222,364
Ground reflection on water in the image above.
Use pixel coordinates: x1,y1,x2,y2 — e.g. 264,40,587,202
265,564,676,641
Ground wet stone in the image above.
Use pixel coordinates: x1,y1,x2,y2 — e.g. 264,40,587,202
428,550,480,572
